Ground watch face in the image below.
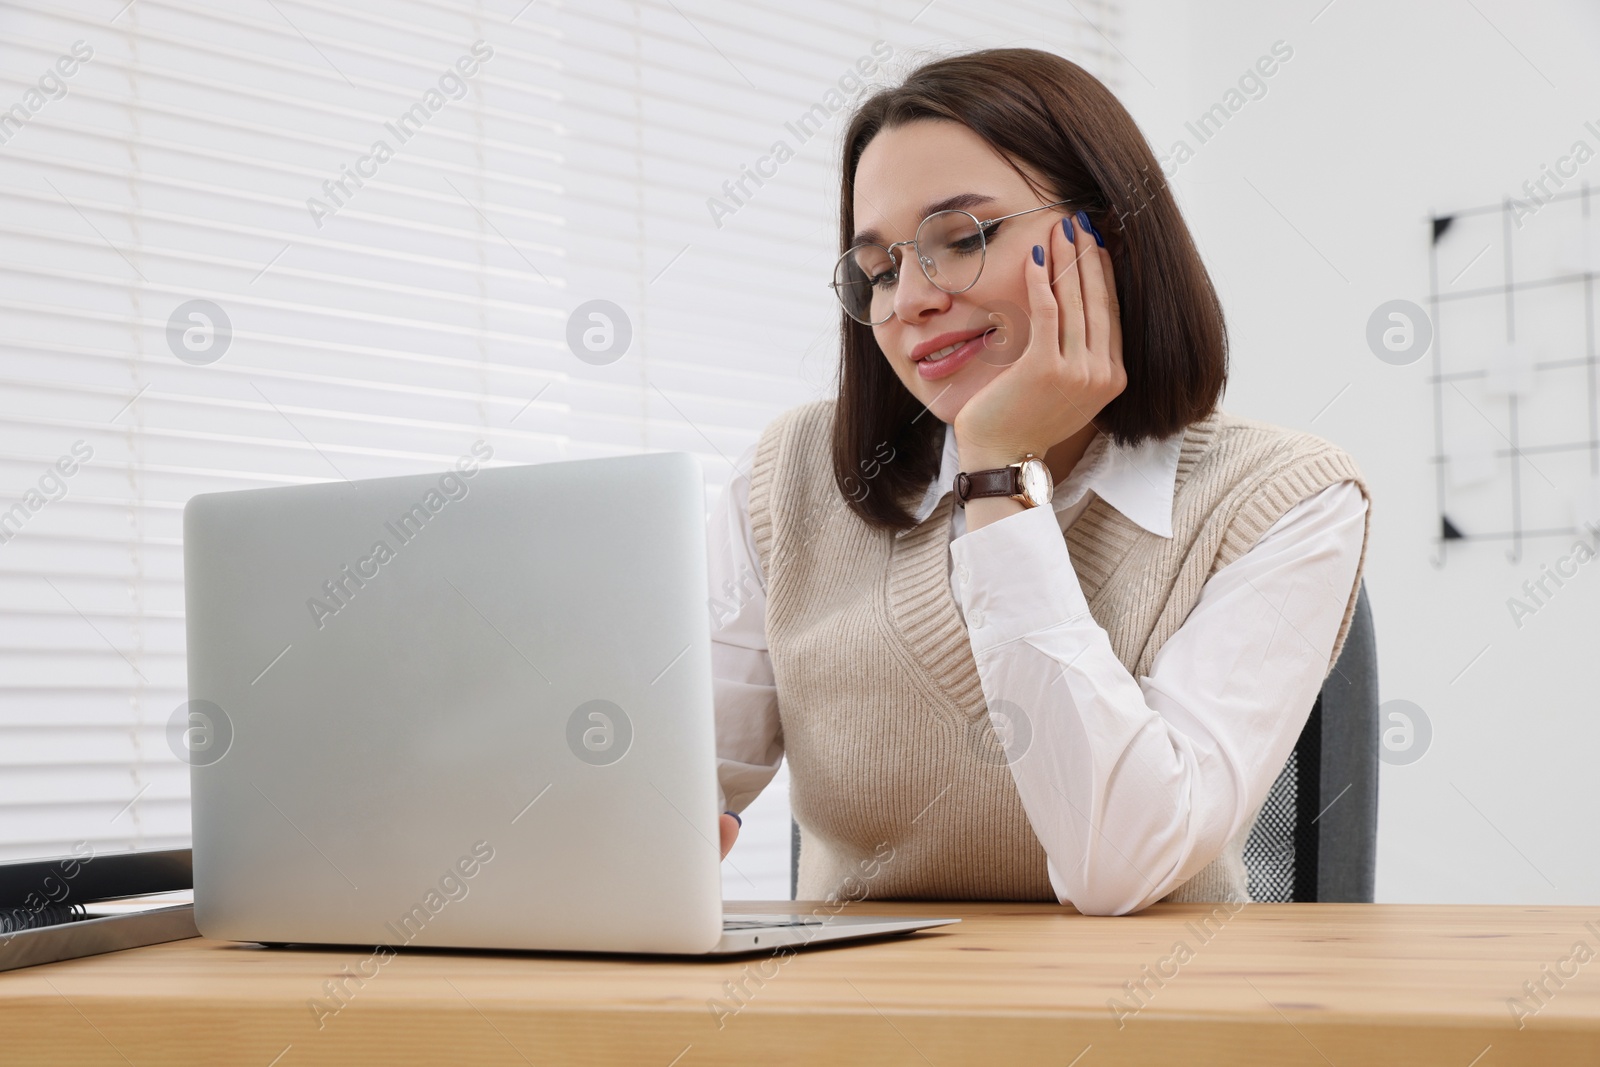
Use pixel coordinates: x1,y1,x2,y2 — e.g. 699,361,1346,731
1019,459,1053,507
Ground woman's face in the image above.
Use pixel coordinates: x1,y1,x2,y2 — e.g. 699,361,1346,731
851,118,1070,426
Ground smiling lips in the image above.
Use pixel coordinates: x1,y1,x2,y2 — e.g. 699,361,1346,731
911,327,997,380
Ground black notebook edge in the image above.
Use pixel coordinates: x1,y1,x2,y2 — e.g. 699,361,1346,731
0,847,192,909
0,904,198,973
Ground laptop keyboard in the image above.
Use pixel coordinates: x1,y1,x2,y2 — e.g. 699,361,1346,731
722,917,826,931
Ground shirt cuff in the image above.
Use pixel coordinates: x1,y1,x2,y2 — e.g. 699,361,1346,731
949,503,1093,652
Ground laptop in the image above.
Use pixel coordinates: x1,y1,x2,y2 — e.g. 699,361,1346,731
182,449,956,956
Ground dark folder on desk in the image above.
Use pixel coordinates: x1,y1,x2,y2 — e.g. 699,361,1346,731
0,848,197,972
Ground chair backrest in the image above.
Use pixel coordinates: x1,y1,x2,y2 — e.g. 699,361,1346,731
790,579,1379,903
1244,577,1379,902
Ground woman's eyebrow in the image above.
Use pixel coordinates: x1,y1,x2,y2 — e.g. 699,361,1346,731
850,192,997,247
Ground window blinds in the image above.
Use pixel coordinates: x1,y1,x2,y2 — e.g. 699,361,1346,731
0,0,1120,896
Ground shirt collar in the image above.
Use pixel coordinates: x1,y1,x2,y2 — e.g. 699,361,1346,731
911,420,1184,538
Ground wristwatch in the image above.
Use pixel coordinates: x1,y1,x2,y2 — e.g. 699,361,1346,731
954,454,1054,509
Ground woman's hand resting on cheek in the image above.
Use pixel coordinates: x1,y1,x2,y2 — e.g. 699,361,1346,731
952,209,1126,469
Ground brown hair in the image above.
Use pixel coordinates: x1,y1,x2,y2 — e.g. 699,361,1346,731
832,47,1228,530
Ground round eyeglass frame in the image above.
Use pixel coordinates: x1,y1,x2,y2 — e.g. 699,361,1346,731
829,198,1076,326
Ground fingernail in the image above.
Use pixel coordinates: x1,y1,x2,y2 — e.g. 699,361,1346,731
1062,215,1074,240
1077,210,1105,248
1031,244,1044,266
724,810,742,827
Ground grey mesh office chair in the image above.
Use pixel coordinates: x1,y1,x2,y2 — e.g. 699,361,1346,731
789,579,1379,904
1242,578,1379,902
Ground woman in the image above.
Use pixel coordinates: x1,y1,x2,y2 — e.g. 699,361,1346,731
707,48,1371,916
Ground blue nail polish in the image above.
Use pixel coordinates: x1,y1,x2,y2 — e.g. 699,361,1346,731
1062,216,1074,240
1077,209,1105,248
724,810,742,827
1031,244,1044,266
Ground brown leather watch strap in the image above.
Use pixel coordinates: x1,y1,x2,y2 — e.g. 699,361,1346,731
954,466,1019,508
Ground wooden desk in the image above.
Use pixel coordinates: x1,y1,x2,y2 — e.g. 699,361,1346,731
3,900,1598,1065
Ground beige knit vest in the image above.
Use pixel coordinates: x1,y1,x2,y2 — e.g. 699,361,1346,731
747,399,1372,907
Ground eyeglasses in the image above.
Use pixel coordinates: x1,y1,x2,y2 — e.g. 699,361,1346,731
829,199,1075,326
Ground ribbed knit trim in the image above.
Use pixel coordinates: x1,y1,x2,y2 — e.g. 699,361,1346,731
886,491,987,724
1059,410,1218,594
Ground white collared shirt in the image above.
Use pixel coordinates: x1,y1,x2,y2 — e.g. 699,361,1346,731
708,419,1367,915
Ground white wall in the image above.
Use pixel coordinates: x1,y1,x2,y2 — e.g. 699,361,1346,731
1120,0,1600,903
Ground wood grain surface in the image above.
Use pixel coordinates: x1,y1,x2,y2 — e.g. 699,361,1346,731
3,899,1598,1065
